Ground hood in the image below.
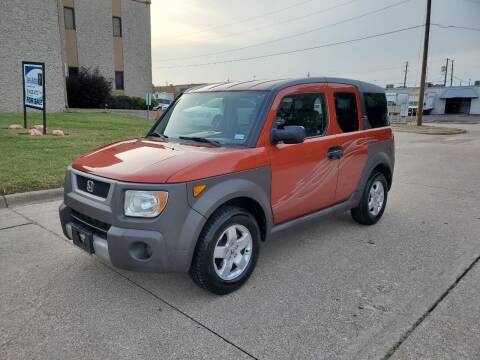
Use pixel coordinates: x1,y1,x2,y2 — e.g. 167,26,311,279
72,138,268,183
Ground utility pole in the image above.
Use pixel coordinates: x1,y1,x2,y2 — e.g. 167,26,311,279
416,0,432,126
403,61,409,87
450,60,454,86
443,58,449,86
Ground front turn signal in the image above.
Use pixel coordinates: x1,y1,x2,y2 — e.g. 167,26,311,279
193,184,207,197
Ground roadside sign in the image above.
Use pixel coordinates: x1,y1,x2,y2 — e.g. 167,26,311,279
23,63,45,109
22,61,47,134
145,92,152,106
145,93,152,121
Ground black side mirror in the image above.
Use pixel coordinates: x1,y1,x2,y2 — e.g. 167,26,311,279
271,125,306,144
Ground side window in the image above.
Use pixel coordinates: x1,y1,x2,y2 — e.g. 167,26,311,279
334,92,359,133
364,93,389,128
275,93,328,137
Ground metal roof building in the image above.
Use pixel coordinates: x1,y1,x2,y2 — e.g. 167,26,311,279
385,85,480,115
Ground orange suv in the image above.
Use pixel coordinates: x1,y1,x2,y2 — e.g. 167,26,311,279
59,78,394,294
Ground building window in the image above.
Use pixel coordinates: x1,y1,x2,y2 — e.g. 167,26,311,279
64,7,75,30
113,17,122,37
115,71,124,90
68,67,79,77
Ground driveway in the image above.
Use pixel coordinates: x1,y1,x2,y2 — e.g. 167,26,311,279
1,124,480,359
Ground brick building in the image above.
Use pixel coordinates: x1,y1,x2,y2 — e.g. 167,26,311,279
0,0,152,112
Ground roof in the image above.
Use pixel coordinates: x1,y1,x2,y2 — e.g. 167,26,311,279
186,77,385,94
439,88,478,99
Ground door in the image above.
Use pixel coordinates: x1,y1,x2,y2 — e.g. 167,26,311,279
329,84,369,203
264,84,340,224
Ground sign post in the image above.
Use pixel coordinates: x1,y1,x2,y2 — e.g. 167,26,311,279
145,92,152,121
22,62,46,135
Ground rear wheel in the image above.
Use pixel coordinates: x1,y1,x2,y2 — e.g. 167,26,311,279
189,206,260,295
351,171,388,225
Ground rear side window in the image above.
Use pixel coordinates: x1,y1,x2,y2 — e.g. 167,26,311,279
275,93,328,137
334,93,358,133
364,93,389,128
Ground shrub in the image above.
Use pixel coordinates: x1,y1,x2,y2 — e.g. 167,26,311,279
67,67,112,108
107,96,159,110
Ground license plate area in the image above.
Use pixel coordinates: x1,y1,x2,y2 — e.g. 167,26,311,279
71,223,94,254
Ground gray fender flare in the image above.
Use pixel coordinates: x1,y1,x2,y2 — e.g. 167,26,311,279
351,144,394,205
183,168,273,267
187,168,273,233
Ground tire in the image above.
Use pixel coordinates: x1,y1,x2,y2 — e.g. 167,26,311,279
351,171,388,225
189,206,260,295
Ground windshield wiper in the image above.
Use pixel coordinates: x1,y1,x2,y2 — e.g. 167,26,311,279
147,132,169,140
179,136,221,147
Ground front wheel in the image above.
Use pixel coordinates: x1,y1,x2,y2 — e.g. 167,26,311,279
189,206,260,295
351,172,388,225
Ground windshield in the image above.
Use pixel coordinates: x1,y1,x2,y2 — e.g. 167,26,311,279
150,91,268,146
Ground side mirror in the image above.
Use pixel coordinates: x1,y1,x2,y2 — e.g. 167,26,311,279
271,125,306,144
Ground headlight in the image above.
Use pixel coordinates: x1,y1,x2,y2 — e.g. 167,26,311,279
124,190,168,218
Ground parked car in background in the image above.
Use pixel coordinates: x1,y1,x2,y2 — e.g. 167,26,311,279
153,99,172,120
154,98,172,111
59,78,394,295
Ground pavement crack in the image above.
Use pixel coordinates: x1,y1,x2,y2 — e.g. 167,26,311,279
101,262,259,360
0,222,32,231
383,252,480,359
10,208,69,244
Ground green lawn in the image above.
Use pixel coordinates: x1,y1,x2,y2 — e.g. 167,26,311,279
0,112,151,195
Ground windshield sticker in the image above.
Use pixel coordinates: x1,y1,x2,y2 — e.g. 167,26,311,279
234,134,246,140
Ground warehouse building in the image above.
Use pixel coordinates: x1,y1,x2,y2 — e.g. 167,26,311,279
386,85,480,115
0,0,152,112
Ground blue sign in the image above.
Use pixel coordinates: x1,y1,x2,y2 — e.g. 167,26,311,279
23,63,44,109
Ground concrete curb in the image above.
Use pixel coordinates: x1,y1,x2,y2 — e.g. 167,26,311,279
0,195,6,208
1,188,63,208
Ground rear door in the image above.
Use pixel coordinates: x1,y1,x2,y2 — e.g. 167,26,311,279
329,84,369,203
264,84,340,224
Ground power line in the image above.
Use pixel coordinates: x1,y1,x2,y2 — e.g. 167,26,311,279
453,75,465,82
432,23,480,32
156,0,362,44
154,0,317,40
157,24,424,69
159,0,412,62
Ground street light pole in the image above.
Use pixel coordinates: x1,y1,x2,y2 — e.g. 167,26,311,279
416,0,432,127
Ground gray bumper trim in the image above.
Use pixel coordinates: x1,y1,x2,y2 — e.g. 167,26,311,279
93,236,110,262
64,221,110,262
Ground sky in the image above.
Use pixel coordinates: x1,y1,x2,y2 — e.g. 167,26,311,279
150,0,480,87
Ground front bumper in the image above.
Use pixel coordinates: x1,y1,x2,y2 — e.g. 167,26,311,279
59,168,206,272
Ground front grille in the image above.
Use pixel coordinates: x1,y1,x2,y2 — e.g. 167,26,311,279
71,209,111,238
76,174,110,198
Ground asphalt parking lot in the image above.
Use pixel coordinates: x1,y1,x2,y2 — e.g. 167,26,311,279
1,124,480,360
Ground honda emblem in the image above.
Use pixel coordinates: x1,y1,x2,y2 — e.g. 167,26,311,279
86,180,95,193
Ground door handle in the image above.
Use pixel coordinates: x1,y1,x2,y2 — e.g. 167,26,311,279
327,146,343,160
